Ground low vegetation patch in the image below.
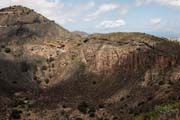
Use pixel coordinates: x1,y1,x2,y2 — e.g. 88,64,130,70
45,79,50,84
5,47,11,53
1,44,5,48
13,99,25,107
77,101,89,114
135,102,180,120
10,109,22,119
168,81,174,86
42,65,47,70
88,107,96,118
158,81,165,86
76,118,83,120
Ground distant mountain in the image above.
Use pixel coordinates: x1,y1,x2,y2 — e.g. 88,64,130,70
0,6,180,120
149,31,180,39
72,31,89,37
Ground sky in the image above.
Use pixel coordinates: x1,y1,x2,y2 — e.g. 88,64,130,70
0,0,180,38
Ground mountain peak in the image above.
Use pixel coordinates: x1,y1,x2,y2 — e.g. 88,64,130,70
0,5,49,26
0,6,73,43
0,5,30,11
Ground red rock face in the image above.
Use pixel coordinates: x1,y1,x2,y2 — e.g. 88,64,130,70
80,39,179,78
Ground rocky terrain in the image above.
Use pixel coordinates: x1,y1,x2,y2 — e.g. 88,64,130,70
0,6,180,120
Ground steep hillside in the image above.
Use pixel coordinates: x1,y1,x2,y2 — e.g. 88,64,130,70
0,6,78,44
0,6,179,120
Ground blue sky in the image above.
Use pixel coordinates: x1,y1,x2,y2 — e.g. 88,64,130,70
0,0,180,38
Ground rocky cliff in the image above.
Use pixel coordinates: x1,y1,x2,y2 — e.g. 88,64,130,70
0,6,179,120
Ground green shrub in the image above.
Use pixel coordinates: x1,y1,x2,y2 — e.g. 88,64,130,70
113,117,118,120
158,81,165,86
89,112,95,118
126,95,130,98
88,107,96,117
13,100,25,107
1,44,5,48
5,47,11,53
51,63,55,68
98,104,104,109
61,110,65,115
77,101,88,114
45,79,49,84
168,81,174,86
164,90,170,94
88,107,96,113
34,76,38,80
76,118,83,120
135,102,180,120
92,81,96,85
25,103,33,111
96,117,103,120
47,57,55,63
128,108,134,114
42,65,47,70
10,109,22,119
62,105,66,108
79,63,86,72
137,101,145,107
120,97,125,101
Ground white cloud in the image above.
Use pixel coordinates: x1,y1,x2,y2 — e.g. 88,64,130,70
0,0,95,25
84,3,119,21
158,0,180,7
136,0,147,6
136,0,180,7
119,8,129,16
150,18,162,26
54,1,95,24
98,19,126,28
93,3,119,16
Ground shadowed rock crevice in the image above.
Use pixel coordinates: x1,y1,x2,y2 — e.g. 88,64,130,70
0,58,40,95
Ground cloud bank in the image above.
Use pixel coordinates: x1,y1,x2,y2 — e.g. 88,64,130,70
99,19,126,28
136,0,180,7
150,18,162,26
